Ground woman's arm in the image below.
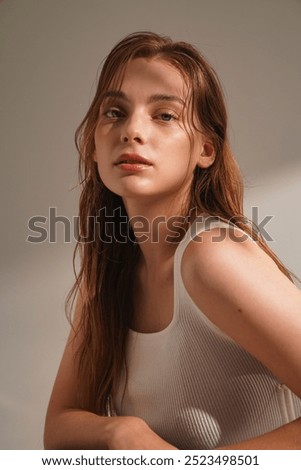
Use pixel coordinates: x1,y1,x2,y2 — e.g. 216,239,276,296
44,293,176,450
182,227,301,449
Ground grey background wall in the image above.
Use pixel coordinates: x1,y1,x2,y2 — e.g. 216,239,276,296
0,0,300,449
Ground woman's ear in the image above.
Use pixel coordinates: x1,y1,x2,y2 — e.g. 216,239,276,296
197,141,215,169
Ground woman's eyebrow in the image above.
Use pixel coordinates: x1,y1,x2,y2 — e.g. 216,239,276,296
102,90,130,102
147,94,185,106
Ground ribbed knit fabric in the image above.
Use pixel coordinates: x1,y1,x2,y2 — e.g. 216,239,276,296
115,216,301,449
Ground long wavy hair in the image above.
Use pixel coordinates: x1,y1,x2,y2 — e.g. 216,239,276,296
67,31,292,414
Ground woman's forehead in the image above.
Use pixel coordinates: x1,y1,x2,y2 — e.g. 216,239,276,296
108,57,189,101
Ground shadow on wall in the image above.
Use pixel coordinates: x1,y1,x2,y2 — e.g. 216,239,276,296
244,158,301,278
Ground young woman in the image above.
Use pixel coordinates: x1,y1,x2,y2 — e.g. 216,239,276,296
44,32,301,450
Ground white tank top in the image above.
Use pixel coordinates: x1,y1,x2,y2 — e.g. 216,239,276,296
115,216,301,449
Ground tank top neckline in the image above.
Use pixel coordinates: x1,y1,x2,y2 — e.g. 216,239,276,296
128,214,224,337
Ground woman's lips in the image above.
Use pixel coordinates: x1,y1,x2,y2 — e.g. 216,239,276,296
115,153,153,172
115,153,152,166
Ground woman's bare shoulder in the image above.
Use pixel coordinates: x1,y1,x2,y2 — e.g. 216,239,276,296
180,225,301,396
181,225,273,285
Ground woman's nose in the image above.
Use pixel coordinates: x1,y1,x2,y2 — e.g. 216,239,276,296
120,114,146,144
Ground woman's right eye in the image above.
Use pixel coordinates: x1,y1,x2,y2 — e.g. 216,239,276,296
104,108,124,119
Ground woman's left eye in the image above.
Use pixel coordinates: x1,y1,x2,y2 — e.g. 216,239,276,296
156,112,177,122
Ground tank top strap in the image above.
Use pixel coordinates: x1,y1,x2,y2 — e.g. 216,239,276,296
174,215,232,266
172,215,253,324
172,215,229,318
173,215,252,307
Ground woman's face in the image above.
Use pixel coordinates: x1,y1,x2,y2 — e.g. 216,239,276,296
94,57,214,208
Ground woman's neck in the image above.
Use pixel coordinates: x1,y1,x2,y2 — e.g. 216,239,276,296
123,196,188,273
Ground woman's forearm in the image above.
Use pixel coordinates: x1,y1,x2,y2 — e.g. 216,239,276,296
45,408,301,450
44,411,177,450
44,409,112,450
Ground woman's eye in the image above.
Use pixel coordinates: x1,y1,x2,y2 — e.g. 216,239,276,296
157,112,177,122
104,108,124,119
